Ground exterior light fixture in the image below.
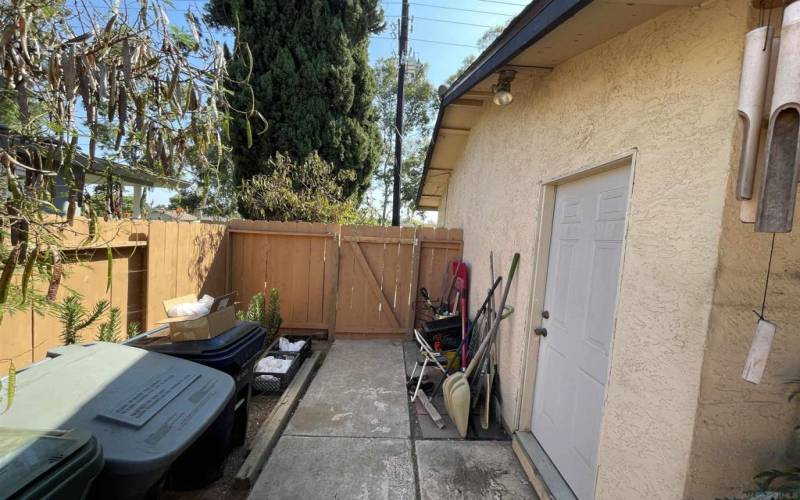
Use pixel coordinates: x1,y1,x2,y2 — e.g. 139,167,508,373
492,69,517,106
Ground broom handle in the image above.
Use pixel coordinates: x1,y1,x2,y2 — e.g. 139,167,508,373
465,253,519,379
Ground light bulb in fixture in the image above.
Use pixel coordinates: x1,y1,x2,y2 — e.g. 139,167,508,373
491,69,517,106
493,89,513,106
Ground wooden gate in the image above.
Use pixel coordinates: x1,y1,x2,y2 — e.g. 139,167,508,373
226,221,462,339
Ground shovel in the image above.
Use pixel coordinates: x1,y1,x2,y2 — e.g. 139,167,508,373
443,253,519,438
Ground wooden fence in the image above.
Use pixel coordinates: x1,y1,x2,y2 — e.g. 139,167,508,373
0,220,227,373
0,220,461,372
227,221,463,340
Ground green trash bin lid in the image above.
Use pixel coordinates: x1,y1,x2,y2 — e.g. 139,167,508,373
0,427,103,499
0,343,235,479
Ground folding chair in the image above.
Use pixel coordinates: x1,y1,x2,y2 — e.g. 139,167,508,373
410,329,448,402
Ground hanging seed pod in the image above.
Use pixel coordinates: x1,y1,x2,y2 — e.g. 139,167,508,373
121,38,133,88
96,62,107,101
87,197,96,240
16,79,28,120
47,50,60,89
0,246,21,306
115,85,127,149
19,245,39,305
46,250,62,301
166,63,180,101
102,14,117,45
18,15,33,68
77,57,91,114
186,80,198,111
133,95,145,132
62,48,76,102
107,67,117,120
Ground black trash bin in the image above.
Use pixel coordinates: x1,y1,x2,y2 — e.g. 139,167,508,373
127,321,267,488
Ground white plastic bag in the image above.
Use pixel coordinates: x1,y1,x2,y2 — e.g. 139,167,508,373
278,337,305,352
166,294,215,318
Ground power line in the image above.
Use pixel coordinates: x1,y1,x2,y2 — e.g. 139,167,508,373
386,15,495,29
372,35,477,48
479,0,528,6
382,2,515,17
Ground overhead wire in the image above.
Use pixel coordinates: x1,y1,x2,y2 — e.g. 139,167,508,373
385,15,495,29
381,1,515,16
371,35,477,48
478,0,527,6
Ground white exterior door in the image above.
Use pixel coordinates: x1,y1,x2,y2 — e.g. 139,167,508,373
531,166,630,500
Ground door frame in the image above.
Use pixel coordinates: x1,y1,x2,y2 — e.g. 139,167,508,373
514,149,639,437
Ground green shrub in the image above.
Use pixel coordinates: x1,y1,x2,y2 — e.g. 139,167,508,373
97,307,122,342
56,294,109,345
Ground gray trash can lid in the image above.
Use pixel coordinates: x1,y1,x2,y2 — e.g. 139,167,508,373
0,342,234,475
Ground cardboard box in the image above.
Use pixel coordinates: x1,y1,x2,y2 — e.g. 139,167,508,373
158,293,237,342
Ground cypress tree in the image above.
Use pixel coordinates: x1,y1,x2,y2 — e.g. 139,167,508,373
206,0,383,213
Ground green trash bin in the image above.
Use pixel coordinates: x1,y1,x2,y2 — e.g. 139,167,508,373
0,342,235,499
0,428,104,500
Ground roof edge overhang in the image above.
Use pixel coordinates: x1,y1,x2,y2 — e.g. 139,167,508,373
415,0,593,210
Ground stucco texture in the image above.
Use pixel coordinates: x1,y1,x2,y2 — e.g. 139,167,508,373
684,150,800,495
440,1,750,498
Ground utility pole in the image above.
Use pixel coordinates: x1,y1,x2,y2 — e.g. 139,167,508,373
391,0,409,227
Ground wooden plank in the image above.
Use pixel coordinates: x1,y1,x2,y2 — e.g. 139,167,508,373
280,321,329,330
343,236,416,245
234,351,322,490
336,331,407,340
417,391,444,429
307,238,325,325
228,229,335,238
336,326,407,334
324,226,340,340
408,235,422,334
349,241,400,328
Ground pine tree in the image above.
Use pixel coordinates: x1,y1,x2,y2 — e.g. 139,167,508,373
206,0,384,218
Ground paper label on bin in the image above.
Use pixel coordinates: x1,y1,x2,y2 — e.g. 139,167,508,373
99,369,200,427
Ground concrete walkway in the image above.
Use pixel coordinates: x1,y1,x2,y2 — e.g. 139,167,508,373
248,340,534,500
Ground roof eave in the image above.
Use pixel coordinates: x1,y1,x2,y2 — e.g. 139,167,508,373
415,0,593,209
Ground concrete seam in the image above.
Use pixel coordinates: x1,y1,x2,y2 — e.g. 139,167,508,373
400,338,422,500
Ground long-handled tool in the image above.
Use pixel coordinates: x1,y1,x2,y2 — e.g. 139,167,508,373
443,253,519,438
429,276,502,398
482,253,499,429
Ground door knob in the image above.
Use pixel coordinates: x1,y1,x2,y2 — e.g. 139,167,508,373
541,310,550,319
534,327,548,337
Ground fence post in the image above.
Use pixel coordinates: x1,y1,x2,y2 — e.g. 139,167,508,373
407,229,421,337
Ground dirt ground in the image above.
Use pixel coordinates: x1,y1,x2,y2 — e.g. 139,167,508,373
162,393,279,500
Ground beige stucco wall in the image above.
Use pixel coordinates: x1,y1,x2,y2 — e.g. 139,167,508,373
684,156,800,495
440,1,751,497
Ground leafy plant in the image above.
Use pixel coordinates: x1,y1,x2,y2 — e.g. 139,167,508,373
237,292,265,323
127,321,142,339
754,467,800,494
97,307,121,342
56,294,109,345
266,288,281,338
237,153,369,223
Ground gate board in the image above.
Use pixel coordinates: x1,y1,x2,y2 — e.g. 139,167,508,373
227,222,462,339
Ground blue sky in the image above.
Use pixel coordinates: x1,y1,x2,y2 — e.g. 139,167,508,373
80,0,527,207
369,1,523,86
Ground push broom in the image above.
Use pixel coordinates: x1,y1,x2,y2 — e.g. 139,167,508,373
442,253,519,438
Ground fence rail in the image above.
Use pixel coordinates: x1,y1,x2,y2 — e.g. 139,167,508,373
0,219,462,372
